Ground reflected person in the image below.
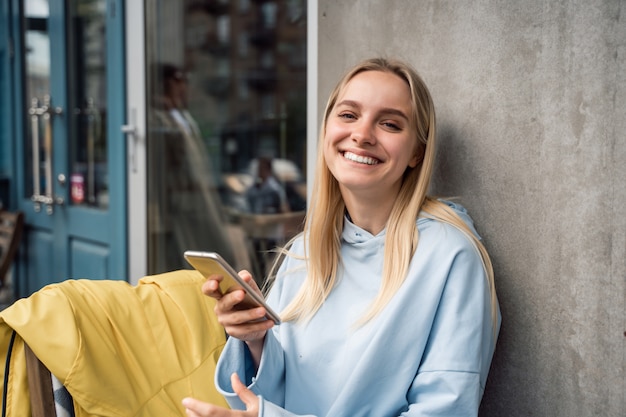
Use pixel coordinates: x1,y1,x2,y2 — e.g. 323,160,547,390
148,63,236,271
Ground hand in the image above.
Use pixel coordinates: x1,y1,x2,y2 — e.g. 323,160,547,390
182,373,259,417
202,270,274,343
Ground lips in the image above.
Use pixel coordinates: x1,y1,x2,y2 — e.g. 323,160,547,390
342,151,380,165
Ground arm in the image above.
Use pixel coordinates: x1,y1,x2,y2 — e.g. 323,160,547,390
209,240,319,417
203,270,274,371
404,244,500,416
212,333,317,417
215,328,285,409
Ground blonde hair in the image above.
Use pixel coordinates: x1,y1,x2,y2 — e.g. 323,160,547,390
272,58,497,332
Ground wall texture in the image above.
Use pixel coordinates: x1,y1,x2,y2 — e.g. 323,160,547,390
317,1,625,416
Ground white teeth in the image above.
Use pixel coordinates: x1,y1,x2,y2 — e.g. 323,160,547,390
343,151,379,165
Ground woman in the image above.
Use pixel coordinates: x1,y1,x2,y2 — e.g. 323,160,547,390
183,57,501,417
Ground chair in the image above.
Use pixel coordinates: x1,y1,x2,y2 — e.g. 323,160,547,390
0,269,229,416
24,342,57,417
0,210,24,288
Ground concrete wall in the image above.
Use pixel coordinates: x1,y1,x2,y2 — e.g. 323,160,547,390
316,1,625,416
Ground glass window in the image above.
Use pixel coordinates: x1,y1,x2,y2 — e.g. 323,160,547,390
23,0,109,210
22,0,51,204
68,0,109,208
146,1,307,284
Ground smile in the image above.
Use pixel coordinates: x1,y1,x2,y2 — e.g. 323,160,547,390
343,151,380,165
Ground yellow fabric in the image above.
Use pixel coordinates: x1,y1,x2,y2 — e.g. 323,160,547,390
0,269,229,416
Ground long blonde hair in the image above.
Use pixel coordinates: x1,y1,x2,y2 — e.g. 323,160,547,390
273,58,498,332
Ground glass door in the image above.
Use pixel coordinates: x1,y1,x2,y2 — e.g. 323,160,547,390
143,0,308,284
23,0,57,215
14,0,127,296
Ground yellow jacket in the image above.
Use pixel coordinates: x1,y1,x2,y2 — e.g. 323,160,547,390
0,269,229,416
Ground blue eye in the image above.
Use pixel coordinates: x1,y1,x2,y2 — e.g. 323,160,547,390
382,122,401,131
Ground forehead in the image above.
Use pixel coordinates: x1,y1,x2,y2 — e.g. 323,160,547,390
337,70,412,111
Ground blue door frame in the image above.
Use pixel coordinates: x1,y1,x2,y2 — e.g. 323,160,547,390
3,0,128,296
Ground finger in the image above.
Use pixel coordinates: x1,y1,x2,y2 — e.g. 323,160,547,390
214,296,272,335
214,290,268,322
231,373,259,411
184,407,200,417
216,302,272,328
202,275,224,299
182,397,227,416
238,270,262,295
181,397,208,415
219,315,272,342
217,288,249,311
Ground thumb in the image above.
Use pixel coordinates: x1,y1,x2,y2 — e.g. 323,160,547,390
231,373,259,410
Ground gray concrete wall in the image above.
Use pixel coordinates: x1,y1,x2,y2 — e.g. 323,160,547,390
316,1,625,416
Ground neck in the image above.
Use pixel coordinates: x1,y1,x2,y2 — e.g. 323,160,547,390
342,189,395,235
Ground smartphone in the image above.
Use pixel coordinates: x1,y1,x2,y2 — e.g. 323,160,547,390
184,250,281,324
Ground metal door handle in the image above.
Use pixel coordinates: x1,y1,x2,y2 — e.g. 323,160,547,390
29,95,63,214
121,107,138,172
120,124,136,135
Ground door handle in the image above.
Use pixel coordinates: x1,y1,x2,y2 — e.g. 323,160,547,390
121,107,138,173
29,95,63,214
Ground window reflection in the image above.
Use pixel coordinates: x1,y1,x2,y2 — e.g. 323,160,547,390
68,0,108,208
147,1,307,283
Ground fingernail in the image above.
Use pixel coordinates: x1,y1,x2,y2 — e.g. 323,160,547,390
181,398,191,406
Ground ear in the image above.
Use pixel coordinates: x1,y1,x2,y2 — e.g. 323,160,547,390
408,143,426,168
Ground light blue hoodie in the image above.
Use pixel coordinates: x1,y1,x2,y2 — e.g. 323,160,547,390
216,202,501,417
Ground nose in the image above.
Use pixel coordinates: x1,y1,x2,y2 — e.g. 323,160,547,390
351,121,376,145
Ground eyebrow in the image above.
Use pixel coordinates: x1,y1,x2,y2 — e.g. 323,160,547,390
335,99,409,121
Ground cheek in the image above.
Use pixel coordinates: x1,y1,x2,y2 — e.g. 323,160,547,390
389,139,420,168
322,134,337,169
322,123,346,156
324,121,346,143
322,129,348,181
411,143,426,167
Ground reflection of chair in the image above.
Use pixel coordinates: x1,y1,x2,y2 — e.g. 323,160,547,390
237,211,306,280
0,210,24,288
238,211,306,241
0,269,228,416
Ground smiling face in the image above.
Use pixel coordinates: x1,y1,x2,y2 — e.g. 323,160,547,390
323,70,420,203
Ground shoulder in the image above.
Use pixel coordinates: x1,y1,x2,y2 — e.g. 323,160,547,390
266,234,308,306
285,233,306,255
273,234,307,280
418,199,482,241
415,200,485,268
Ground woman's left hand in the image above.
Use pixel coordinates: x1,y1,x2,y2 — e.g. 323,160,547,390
182,373,259,417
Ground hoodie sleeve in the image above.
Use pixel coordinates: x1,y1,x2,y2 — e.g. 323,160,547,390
214,328,286,410
215,334,319,417
257,399,317,417
403,237,500,416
